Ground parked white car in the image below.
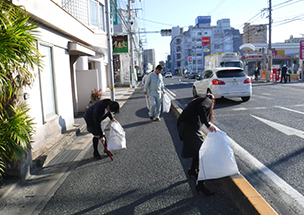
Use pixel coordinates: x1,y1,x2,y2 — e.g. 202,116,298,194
192,67,252,102
165,72,172,78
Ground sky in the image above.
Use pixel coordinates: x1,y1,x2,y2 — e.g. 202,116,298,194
122,0,304,63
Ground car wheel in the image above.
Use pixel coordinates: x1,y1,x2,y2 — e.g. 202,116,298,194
241,96,250,102
193,87,198,98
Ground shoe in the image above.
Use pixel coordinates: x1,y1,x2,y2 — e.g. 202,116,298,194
153,117,161,121
195,182,215,197
149,116,153,120
187,169,198,179
93,151,102,159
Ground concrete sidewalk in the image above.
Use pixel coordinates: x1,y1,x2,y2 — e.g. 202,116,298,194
0,86,135,214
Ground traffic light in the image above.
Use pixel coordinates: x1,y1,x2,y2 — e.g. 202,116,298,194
160,29,172,36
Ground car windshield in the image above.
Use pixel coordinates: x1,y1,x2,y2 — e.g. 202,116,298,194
216,69,246,78
222,62,243,67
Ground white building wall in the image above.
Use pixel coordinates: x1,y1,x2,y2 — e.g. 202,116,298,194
11,0,111,160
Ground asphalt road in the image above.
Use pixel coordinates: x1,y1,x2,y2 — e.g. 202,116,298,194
164,75,304,214
39,88,242,215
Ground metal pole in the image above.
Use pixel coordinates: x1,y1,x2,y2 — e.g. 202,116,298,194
128,0,136,88
267,0,272,81
105,0,115,100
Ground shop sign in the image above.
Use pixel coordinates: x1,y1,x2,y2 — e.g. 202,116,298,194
113,35,128,53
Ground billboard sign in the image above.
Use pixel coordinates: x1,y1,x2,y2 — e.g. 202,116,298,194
195,16,211,25
112,35,128,53
201,37,210,45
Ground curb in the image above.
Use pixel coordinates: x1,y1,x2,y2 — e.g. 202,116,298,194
168,93,278,215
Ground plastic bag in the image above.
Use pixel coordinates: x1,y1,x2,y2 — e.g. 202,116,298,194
145,95,151,110
198,131,239,180
107,121,126,151
162,93,171,113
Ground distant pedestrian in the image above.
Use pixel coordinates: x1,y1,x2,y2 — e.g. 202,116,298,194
286,65,292,82
254,66,260,81
84,99,119,159
280,64,288,83
144,65,165,121
177,94,216,196
142,70,152,87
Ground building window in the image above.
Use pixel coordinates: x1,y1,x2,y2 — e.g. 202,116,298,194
99,3,105,31
39,45,57,121
197,32,202,36
89,0,105,31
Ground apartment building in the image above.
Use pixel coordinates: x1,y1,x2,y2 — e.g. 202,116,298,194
242,23,267,44
11,0,113,164
170,16,243,74
143,49,156,72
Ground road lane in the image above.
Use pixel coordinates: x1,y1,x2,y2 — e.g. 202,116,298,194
164,76,304,214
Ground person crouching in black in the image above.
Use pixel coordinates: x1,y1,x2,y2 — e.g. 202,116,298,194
177,94,216,196
84,99,119,159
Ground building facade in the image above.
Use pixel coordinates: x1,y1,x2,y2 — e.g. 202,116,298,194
143,49,156,72
12,0,113,163
170,16,243,74
242,23,267,45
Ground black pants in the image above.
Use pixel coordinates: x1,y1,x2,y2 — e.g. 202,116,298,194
190,157,199,172
280,73,286,83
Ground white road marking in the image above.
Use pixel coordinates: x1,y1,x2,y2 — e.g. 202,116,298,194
275,106,304,115
232,107,267,111
232,107,247,111
251,114,304,139
261,93,272,96
253,107,267,110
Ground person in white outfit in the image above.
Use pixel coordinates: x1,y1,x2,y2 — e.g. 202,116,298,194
142,70,151,87
144,65,165,121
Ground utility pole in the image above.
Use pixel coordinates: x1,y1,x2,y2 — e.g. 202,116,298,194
128,0,136,88
105,0,115,100
267,0,272,81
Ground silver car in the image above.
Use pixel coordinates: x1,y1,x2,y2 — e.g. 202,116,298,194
192,67,252,102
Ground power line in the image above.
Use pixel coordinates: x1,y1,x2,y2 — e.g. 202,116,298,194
137,17,174,27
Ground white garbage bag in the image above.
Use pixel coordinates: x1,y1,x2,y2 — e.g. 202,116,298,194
162,93,171,113
107,121,126,151
145,95,151,110
198,131,239,180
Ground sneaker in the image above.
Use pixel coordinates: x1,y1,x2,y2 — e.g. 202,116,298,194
153,117,161,121
149,116,153,120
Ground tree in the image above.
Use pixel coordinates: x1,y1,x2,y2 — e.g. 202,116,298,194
0,1,43,178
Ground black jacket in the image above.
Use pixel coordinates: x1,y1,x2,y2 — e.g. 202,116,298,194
177,97,213,158
177,97,212,131
84,99,113,137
